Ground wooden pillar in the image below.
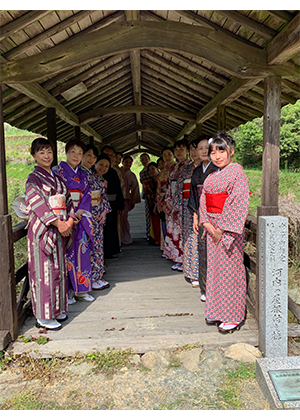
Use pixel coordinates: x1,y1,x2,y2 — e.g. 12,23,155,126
47,107,58,167
0,84,18,345
196,123,202,137
217,105,226,131
256,75,281,320
74,126,81,141
89,136,94,145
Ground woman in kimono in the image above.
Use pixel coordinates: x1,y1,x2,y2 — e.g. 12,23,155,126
199,131,249,333
81,146,111,290
143,162,161,245
53,139,94,304
163,139,190,271
173,140,202,286
101,145,125,259
120,155,141,245
139,153,151,240
156,146,175,255
26,138,76,330
187,136,219,299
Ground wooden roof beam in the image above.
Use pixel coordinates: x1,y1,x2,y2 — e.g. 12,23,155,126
1,21,296,83
79,105,195,124
0,10,51,42
176,77,262,139
102,124,175,145
267,12,300,65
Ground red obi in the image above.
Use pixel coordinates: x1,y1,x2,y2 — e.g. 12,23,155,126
183,178,191,198
206,192,228,213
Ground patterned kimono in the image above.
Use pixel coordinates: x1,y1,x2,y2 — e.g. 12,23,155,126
114,165,129,246
121,169,141,244
156,163,175,250
188,162,219,291
163,159,191,262
199,163,249,323
81,165,111,282
143,176,160,245
25,166,75,319
173,161,199,280
139,167,152,238
54,161,93,295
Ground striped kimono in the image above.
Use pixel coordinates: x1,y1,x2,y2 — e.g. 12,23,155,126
199,163,249,323
25,166,75,319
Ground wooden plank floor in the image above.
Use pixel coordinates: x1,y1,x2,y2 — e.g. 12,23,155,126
11,201,258,357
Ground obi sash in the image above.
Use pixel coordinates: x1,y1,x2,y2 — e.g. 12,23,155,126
49,193,67,217
91,190,102,207
69,189,83,207
206,192,228,213
183,178,191,199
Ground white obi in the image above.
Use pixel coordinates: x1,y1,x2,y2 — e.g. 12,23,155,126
70,190,83,207
49,193,67,217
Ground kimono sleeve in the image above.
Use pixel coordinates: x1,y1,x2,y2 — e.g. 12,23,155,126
218,168,249,234
199,182,210,226
25,175,58,226
77,172,92,213
188,169,199,215
130,173,141,207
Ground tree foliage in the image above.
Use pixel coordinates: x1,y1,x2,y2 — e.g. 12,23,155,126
230,99,300,170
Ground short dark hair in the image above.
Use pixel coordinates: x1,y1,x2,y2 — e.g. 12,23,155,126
208,131,235,156
65,139,86,154
190,135,211,149
161,146,174,155
156,157,164,164
122,154,133,163
101,145,115,154
96,152,111,164
174,138,189,149
148,161,158,169
84,144,99,157
30,138,54,155
140,153,150,160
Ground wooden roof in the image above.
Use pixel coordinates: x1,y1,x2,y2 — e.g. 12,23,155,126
1,10,299,155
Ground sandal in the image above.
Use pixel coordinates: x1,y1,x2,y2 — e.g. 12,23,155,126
218,322,241,333
205,317,220,325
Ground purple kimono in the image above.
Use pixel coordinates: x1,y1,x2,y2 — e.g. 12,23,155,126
54,161,94,295
25,166,75,319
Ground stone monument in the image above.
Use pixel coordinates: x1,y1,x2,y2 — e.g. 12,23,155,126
256,215,300,409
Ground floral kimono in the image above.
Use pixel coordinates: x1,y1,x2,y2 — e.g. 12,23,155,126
199,163,249,323
81,165,111,282
54,161,93,295
163,159,191,262
25,166,75,319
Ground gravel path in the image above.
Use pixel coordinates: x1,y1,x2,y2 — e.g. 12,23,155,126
0,345,270,410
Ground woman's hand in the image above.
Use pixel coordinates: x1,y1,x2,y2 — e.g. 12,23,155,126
211,227,224,244
75,209,84,220
203,222,216,237
99,211,107,225
193,213,199,235
51,219,71,236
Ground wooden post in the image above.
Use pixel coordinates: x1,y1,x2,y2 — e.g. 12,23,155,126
256,75,281,320
89,136,94,145
47,107,58,167
0,83,18,346
74,126,81,140
217,105,226,131
196,122,202,137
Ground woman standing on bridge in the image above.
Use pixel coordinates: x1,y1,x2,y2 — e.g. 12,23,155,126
53,139,95,304
199,131,249,333
26,138,76,330
81,146,111,291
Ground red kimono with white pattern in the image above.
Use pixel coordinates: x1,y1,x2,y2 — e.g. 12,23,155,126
199,163,249,323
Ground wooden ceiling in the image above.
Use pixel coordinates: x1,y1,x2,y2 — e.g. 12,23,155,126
0,10,299,156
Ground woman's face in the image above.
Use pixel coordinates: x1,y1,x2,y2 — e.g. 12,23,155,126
197,140,209,163
148,165,159,178
174,144,187,162
140,154,150,168
95,159,110,176
82,149,97,169
210,144,234,169
122,157,132,172
162,149,174,166
33,146,53,171
66,145,84,169
189,145,199,163
157,160,165,171
102,148,115,165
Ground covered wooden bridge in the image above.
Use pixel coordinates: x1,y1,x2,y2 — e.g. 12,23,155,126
0,10,299,352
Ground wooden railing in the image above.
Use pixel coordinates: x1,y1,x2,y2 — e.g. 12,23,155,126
12,221,31,327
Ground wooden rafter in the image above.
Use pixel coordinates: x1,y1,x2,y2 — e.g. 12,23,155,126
1,21,296,83
102,124,175,145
